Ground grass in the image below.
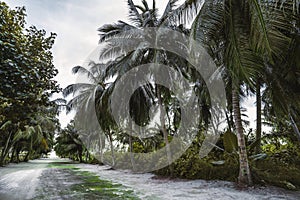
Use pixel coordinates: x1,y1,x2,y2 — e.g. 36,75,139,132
47,162,140,199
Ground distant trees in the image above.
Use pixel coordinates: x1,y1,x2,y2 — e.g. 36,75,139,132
55,121,84,162
0,2,60,165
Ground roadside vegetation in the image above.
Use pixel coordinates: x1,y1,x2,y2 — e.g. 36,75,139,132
54,121,100,164
0,2,62,166
61,0,300,189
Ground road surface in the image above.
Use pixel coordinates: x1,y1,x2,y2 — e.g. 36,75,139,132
0,158,299,199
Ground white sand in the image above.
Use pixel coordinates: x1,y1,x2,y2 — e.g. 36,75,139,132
76,163,300,200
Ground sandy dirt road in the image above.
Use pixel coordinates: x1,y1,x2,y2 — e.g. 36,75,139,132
0,159,55,200
0,158,300,200
0,158,139,200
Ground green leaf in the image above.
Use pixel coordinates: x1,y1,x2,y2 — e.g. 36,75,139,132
249,153,267,161
0,121,12,130
223,130,238,153
211,160,225,165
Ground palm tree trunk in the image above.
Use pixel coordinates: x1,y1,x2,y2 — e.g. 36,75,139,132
289,113,300,142
157,85,173,175
128,119,135,170
108,132,115,167
0,131,13,166
129,135,135,169
24,151,30,162
78,148,83,163
10,147,15,163
24,137,33,162
256,80,262,154
232,88,252,186
98,134,104,162
16,148,20,163
157,87,172,161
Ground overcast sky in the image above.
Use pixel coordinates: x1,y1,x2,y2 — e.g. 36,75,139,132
5,0,264,132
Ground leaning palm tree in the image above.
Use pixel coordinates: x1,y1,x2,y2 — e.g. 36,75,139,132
0,120,13,165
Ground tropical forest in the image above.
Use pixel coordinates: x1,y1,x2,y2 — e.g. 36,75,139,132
0,0,300,199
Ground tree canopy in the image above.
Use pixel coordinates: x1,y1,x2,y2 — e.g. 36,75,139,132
0,2,60,165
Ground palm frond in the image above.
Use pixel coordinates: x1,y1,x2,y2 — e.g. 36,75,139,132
0,120,12,130
105,53,133,78
51,98,67,105
152,0,156,11
159,0,179,25
224,0,264,88
190,0,225,60
63,83,95,97
135,5,146,13
127,0,143,26
98,21,135,43
99,28,144,61
161,0,204,26
72,66,97,83
142,0,150,11
66,90,91,112
12,129,23,143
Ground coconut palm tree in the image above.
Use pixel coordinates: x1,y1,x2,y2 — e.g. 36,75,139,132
62,63,109,156
190,0,299,186
0,120,13,166
96,0,207,170
55,121,86,162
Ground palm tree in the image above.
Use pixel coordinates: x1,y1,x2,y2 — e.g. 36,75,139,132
190,0,299,186
63,63,115,163
55,121,85,162
96,0,213,171
0,120,13,166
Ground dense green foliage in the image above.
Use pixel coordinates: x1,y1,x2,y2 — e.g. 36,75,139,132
0,0,300,194
60,0,300,189
0,2,60,165
155,131,300,190
54,121,100,164
2,0,298,191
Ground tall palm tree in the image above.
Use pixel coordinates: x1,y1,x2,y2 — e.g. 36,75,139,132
189,0,299,185
96,0,223,171
63,63,108,160
190,0,299,186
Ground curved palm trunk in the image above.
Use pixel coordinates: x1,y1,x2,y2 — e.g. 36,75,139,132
129,135,135,169
289,113,300,142
232,88,252,186
16,148,21,163
256,80,262,153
